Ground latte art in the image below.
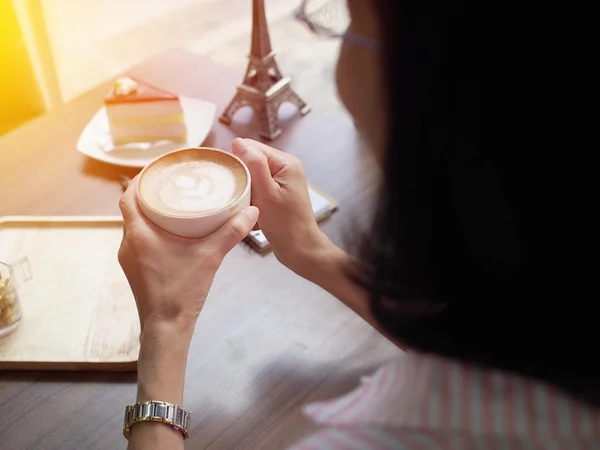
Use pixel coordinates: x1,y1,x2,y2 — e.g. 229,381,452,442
156,162,237,213
137,147,250,237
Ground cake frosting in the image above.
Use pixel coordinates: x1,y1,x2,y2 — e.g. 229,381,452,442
104,76,187,145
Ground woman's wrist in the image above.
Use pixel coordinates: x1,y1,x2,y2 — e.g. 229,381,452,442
293,241,379,326
283,228,338,278
127,321,194,448
301,245,350,288
136,321,194,405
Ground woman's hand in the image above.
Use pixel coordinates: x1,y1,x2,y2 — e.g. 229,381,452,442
118,176,259,333
232,138,333,274
232,139,388,337
119,177,257,449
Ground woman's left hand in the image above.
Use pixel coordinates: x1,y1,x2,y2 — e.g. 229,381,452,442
118,176,259,334
119,177,258,448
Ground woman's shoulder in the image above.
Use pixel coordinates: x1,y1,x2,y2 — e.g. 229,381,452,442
295,351,600,449
288,426,427,450
289,426,600,450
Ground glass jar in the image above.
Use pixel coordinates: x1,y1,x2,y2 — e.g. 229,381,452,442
0,257,32,338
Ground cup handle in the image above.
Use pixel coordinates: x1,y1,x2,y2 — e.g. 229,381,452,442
11,257,33,289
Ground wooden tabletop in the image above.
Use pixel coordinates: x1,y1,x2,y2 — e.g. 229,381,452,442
0,48,399,449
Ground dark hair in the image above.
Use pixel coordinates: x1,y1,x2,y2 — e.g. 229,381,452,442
359,0,599,402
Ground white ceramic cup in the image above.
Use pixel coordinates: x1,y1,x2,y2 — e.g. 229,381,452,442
136,147,251,238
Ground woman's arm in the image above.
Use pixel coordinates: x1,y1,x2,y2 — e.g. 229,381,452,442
127,324,192,450
118,177,259,449
293,242,404,348
230,139,393,340
294,243,375,326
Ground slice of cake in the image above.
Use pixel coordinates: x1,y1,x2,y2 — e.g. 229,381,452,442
104,76,187,145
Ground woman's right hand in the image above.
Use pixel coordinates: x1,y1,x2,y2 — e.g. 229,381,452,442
232,139,386,334
232,138,332,274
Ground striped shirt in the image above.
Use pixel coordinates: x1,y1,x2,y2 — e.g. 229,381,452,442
290,352,600,449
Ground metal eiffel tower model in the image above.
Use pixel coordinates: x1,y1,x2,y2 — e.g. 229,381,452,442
219,0,311,140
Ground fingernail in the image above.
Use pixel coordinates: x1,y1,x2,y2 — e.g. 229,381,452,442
245,206,259,221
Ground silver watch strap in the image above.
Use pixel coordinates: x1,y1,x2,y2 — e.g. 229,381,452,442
123,400,191,440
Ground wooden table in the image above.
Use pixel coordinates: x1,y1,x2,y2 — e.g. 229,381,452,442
0,49,399,449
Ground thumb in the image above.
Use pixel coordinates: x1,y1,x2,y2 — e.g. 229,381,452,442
232,138,276,197
207,206,259,256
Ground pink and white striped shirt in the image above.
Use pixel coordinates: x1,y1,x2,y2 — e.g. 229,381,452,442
290,352,600,449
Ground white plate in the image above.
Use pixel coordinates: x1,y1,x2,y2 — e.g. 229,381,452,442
76,97,217,168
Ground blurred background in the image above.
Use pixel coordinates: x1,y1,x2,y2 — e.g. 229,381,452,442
0,0,342,135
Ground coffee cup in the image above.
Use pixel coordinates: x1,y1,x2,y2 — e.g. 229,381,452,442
136,147,251,238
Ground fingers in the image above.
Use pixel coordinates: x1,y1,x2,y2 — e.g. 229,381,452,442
239,139,288,173
118,175,153,233
207,206,259,256
232,138,280,198
234,138,305,184
118,175,141,224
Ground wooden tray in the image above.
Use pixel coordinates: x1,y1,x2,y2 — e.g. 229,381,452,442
0,216,139,371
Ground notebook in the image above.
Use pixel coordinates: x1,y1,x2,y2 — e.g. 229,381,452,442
245,183,338,253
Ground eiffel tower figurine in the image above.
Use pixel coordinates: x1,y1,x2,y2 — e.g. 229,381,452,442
219,0,311,140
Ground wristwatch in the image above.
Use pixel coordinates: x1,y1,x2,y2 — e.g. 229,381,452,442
123,400,191,440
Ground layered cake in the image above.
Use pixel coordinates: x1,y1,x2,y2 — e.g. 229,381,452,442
104,76,187,145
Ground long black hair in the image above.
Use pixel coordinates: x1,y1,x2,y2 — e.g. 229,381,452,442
358,0,599,402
